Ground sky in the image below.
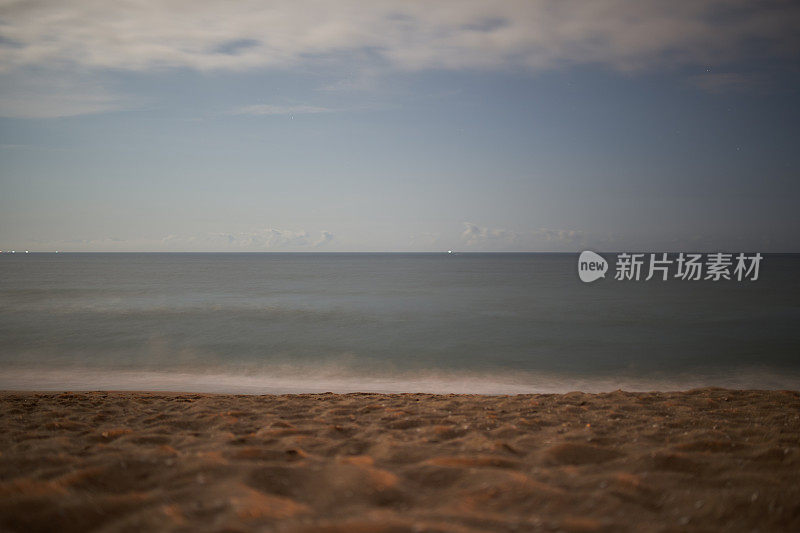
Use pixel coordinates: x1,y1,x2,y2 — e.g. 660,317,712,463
1,0,799,252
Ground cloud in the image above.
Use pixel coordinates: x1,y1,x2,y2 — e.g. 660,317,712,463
460,222,586,250
1,1,797,117
535,228,584,244
205,228,333,248
0,69,126,118
316,70,381,93
30,228,334,251
314,231,335,247
0,1,797,74
461,222,517,246
233,104,335,116
687,72,770,94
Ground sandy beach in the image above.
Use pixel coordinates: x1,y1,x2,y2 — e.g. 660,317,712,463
1,388,799,532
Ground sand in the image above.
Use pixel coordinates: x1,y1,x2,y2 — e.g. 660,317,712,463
1,389,798,532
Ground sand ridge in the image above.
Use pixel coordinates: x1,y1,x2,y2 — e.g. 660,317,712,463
1,389,799,532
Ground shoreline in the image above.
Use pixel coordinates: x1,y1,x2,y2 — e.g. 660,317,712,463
2,388,799,532
4,366,800,395
4,386,800,396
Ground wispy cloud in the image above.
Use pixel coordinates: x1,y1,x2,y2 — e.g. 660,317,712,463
2,1,797,74
29,228,335,251
201,228,335,249
315,231,335,247
461,222,517,246
1,1,797,117
233,104,335,116
460,222,586,250
0,69,127,118
688,72,770,94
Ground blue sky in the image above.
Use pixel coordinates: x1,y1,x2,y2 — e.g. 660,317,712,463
1,0,799,251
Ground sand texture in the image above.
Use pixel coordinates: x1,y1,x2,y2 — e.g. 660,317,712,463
1,389,799,532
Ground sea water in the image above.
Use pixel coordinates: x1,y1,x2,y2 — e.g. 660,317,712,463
1,253,798,393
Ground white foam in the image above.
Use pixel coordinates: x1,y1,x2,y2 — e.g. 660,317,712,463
1,366,798,394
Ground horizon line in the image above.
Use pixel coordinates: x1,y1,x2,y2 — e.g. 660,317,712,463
1,251,797,255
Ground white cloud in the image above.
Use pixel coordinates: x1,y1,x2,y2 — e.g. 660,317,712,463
461,222,517,246
0,69,126,118
1,1,797,117
460,222,586,250
314,231,335,247
0,1,796,74
233,104,335,116
536,228,584,244
204,228,334,249
29,228,335,251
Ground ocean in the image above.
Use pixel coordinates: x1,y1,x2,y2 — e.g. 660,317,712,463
1,252,798,393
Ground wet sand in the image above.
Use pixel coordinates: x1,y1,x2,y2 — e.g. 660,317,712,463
1,389,798,532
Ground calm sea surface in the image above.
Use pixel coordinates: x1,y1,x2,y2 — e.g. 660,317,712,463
1,253,798,393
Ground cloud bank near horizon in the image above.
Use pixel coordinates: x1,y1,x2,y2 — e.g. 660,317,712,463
22,228,336,252
460,222,587,250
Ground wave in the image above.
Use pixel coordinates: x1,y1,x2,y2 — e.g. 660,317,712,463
1,365,798,394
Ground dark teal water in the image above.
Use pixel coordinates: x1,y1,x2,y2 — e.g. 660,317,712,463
1,253,798,392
